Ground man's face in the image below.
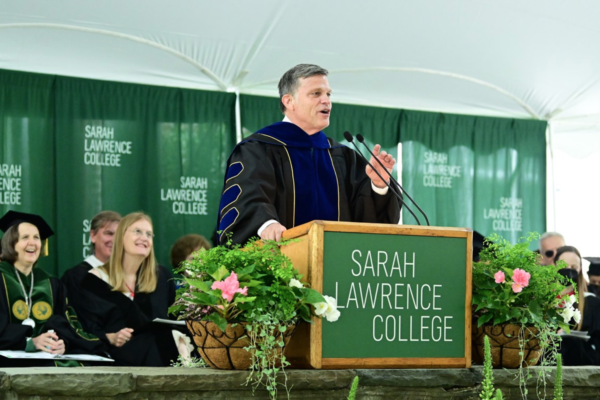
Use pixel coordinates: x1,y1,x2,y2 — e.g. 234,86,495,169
540,236,565,265
283,75,331,135
91,221,119,263
589,275,600,286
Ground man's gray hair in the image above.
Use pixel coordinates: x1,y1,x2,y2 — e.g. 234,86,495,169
278,64,329,113
540,232,565,243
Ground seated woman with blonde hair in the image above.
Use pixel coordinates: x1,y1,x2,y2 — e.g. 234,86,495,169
555,245,600,365
73,212,193,366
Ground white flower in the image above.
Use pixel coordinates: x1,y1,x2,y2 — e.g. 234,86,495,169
564,294,577,308
560,307,575,324
573,309,582,324
314,296,341,322
323,295,341,322
325,308,341,322
289,278,303,289
314,301,328,316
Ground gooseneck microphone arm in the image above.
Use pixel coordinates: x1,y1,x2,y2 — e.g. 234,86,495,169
344,131,421,225
355,133,431,226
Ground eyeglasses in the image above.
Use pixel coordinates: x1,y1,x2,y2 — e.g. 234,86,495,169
129,228,154,239
544,249,555,258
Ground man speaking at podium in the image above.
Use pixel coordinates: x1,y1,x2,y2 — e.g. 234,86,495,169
217,64,400,245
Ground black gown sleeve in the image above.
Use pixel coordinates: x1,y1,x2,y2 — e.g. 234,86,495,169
218,141,283,245
61,262,92,306
44,279,106,355
0,274,33,350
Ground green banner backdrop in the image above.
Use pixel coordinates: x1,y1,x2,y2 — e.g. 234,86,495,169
0,70,546,277
0,70,57,272
1,69,236,277
401,110,547,244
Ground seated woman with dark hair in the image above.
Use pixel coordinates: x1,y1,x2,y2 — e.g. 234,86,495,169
554,245,600,365
73,212,193,366
0,211,106,367
170,233,211,270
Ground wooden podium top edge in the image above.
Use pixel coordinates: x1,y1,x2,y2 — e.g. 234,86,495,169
283,221,472,240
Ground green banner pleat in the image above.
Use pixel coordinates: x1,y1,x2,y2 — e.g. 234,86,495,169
401,110,546,245
54,77,236,274
0,70,57,274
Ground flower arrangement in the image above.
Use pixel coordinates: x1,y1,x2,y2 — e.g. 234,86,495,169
472,233,572,399
472,233,571,331
169,237,340,399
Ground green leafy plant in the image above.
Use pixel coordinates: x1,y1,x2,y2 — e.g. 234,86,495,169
480,335,502,400
347,376,359,400
473,233,571,399
170,237,340,400
170,354,207,368
472,233,572,330
553,353,563,400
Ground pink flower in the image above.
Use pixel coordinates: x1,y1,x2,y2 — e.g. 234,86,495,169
511,268,531,293
494,271,505,284
211,272,248,302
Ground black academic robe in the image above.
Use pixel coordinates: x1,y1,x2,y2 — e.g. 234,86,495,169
217,122,401,245
560,295,600,366
0,261,107,367
75,265,181,366
61,260,93,311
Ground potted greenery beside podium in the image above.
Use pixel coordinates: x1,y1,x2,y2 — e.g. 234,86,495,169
169,237,339,399
471,233,575,369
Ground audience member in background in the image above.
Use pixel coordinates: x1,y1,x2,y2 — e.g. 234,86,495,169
170,233,211,270
73,212,192,366
0,211,105,367
554,246,600,365
586,257,600,296
539,232,566,265
61,211,121,301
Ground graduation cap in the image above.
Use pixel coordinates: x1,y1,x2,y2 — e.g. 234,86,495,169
0,211,54,256
585,257,600,277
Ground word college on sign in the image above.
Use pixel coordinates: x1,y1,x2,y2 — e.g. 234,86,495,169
0,164,22,205
84,125,133,167
335,249,454,343
161,177,209,215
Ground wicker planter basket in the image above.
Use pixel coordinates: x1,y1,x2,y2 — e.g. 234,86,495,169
472,323,541,368
186,320,296,370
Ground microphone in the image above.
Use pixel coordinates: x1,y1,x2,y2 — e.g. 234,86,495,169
355,133,431,226
344,131,421,225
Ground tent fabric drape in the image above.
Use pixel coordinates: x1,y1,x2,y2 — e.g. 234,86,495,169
400,110,547,244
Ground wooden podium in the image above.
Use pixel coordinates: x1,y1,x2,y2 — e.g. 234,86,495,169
281,221,472,369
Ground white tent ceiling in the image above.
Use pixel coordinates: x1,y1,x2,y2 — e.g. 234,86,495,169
1,0,598,255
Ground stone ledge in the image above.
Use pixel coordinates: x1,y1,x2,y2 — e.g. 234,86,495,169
0,366,598,399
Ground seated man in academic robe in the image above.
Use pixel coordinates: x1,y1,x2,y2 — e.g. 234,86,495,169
61,211,121,302
217,64,400,245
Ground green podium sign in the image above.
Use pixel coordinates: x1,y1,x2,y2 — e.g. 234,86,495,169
282,221,472,369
